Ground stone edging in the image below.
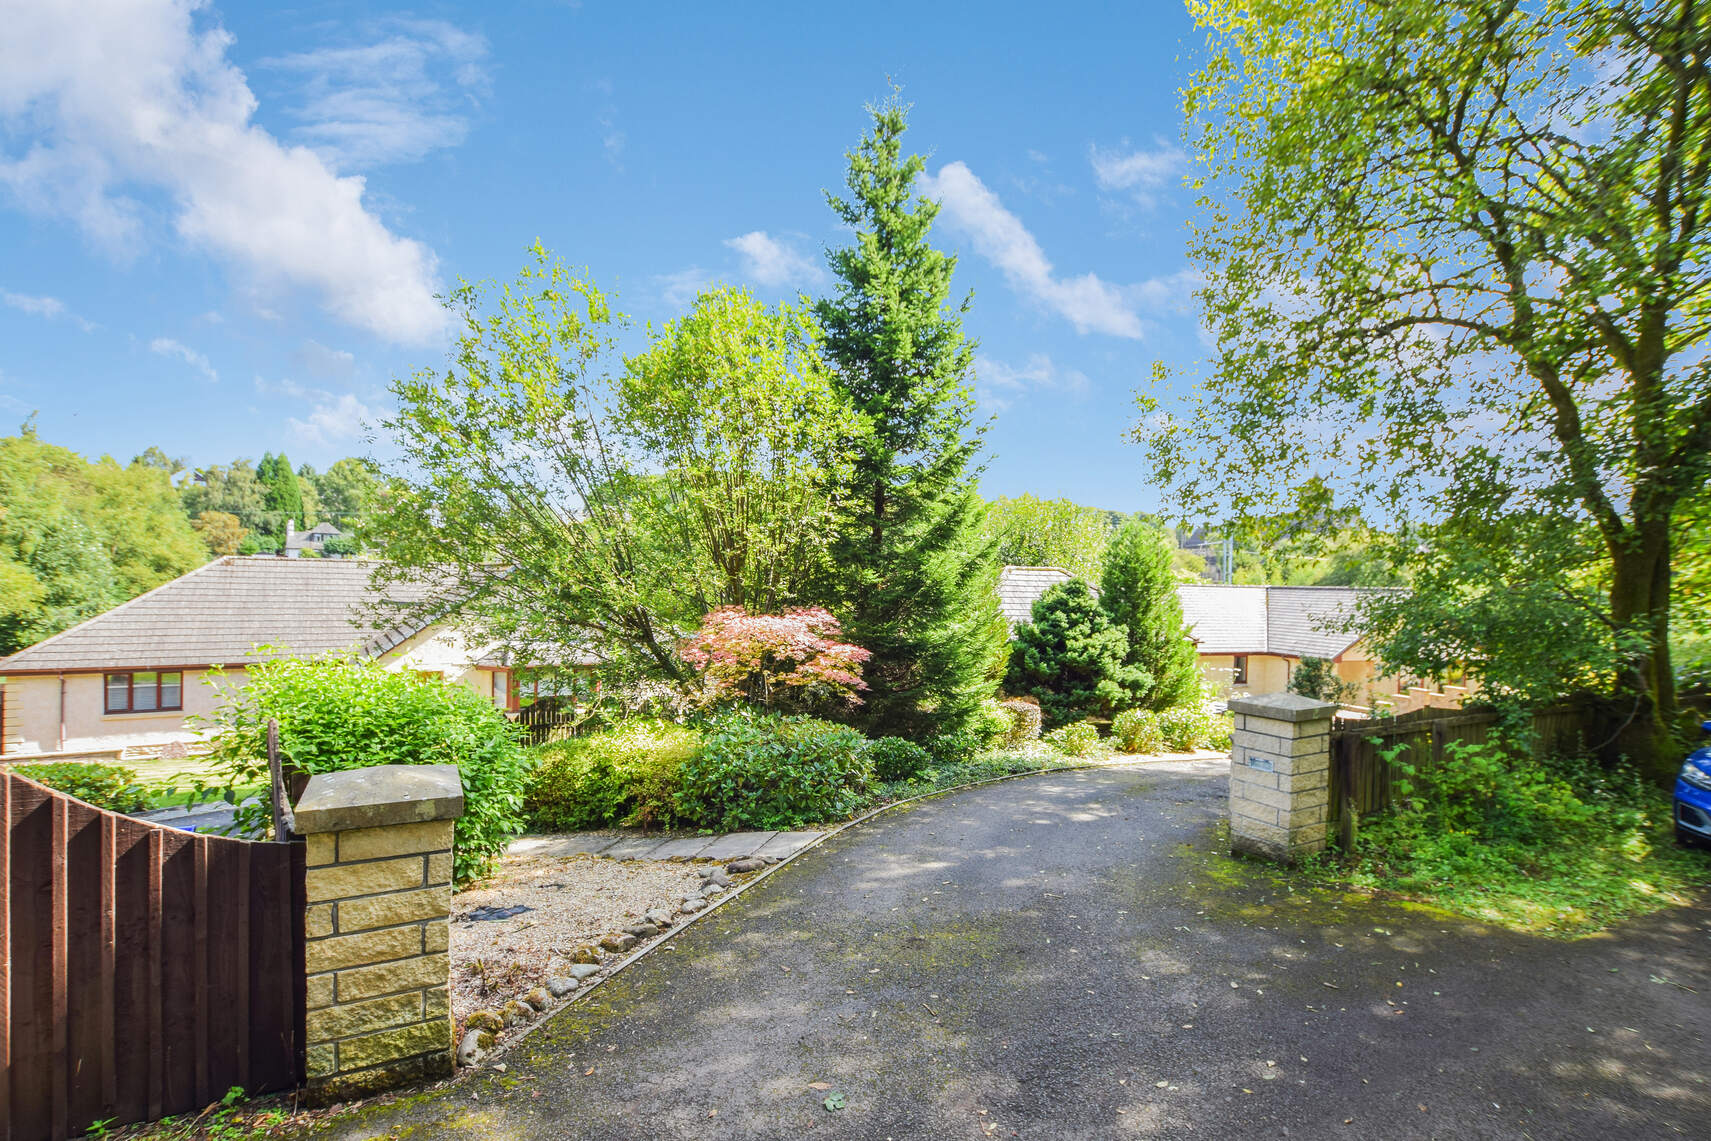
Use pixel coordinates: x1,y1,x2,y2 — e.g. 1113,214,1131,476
484,749,1227,1060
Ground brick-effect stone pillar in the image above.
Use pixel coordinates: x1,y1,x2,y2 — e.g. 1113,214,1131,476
1226,692,1337,862
293,764,465,1104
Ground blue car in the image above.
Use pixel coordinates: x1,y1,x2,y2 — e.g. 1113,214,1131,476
1677,720,1711,848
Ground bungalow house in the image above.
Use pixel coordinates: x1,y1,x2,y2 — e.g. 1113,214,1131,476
282,520,353,557
0,556,520,760
997,567,1426,707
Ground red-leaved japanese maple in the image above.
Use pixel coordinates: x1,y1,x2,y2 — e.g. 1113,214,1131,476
680,606,870,713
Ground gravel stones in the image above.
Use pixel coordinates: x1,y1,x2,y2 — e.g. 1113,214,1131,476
569,945,602,965
547,976,580,998
644,908,674,927
624,922,661,938
522,987,552,1012
699,866,732,887
680,898,707,914
500,1000,533,1026
600,933,638,953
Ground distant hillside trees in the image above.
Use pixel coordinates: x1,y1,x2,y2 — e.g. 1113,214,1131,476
0,429,207,655
983,494,1111,581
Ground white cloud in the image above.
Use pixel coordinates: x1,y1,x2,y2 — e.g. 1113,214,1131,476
655,267,716,310
2,289,96,331
591,79,624,170
723,231,824,288
290,392,376,446
150,336,218,382
920,162,1144,338
259,19,489,170
0,0,446,344
255,374,378,445
975,352,1089,412
1089,141,1186,194
292,339,356,380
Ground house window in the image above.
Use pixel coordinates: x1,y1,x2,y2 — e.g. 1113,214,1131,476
104,671,183,715
1231,655,1249,685
493,669,511,710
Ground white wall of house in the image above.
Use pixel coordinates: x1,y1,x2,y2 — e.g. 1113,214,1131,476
1,624,513,758
1196,648,1404,705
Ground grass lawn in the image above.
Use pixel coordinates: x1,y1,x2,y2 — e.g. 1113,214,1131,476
1295,785,1711,937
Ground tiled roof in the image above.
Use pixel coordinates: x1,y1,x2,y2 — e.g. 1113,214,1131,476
0,557,439,673
1177,584,1372,658
997,565,1078,627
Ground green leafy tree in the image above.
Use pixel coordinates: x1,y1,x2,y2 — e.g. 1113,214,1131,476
256,452,304,528
1288,656,1355,704
0,431,206,653
314,458,383,530
295,463,324,526
191,510,247,556
1144,0,1711,776
182,460,277,537
1099,519,1203,711
1005,579,1137,729
619,287,858,615
814,97,1008,737
983,494,1112,580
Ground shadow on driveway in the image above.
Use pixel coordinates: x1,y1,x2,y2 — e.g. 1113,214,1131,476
318,764,1711,1140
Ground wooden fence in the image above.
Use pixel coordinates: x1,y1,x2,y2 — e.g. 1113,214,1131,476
2,772,305,1141
1329,704,1596,827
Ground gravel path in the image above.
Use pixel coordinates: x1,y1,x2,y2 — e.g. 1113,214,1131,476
316,762,1711,1140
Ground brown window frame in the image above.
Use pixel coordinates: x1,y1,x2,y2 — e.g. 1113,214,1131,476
1231,655,1249,685
104,670,184,715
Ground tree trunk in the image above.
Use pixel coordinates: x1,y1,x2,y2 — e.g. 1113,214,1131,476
1607,518,1678,782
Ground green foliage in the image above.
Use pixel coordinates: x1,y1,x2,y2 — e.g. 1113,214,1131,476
1205,713,1233,753
1005,579,1137,728
1099,518,1202,711
1304,742,1711,935
197,656,530,883
1112,709,1164,755
524,721,700,831
1288,656,1354,704
921,729,985,768
13,761,147,813
866,737,932,783
320,536,359,558
313,458,384,531
997,698,1043,745
1043,720,1103,758
815,96,1008,739
1150,0,1711,776
619,288,857,616
983,494,1111,581
182,460,276,537
0,430,208,655
1157,704,1213,752
191,510,247,557
675,713,872,831
256,453,304,528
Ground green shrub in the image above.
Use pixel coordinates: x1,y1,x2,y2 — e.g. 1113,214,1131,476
13,761,148,813
1205,713,1234,753
922,729,985,767
1158,704,1212,752
197,656,531,883
1005,580,1137,728
676,713,871,830
973,698,1013,747
1112,709,1163,754
867,737,933,783
525,720,699,831
1044,720,1103,757
998,698,1043,745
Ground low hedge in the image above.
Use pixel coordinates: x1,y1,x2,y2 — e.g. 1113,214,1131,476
867,737,932,782
674,713,872,832
524,721,700,830
13,761,148,813
1112,709,1164,754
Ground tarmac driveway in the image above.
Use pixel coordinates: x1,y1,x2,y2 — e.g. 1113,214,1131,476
321,761,1711,1140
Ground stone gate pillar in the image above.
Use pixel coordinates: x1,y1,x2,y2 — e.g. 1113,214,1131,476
293,764,465,1103
1226,692,1337,862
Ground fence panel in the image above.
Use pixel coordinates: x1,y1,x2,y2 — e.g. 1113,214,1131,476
2,772,304,1141
1328,704,1595,831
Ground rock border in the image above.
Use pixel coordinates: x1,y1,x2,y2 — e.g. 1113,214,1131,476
468,750,1227,1065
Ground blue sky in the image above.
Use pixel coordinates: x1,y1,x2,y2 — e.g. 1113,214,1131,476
0,0,1207,512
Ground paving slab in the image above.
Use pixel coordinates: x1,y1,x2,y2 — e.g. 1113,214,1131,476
601,836,672,860
694,830,776,860
753,830,823,858
508,834,620,858
646,835,715,860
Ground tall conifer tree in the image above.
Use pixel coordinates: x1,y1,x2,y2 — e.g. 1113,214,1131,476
815,98,1006,737
1099,519,1201,711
